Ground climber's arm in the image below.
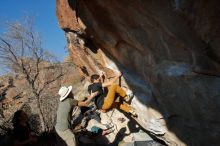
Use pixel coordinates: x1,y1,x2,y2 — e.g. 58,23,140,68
78,91,99,107
102,71,122,87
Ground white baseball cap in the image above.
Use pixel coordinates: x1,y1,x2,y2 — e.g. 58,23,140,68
58,86,73,101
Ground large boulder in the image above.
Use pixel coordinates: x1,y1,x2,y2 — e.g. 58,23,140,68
56,0,220,145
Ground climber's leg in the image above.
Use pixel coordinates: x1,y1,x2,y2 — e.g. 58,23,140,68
119,101,131,113
102,84,126,110
115,101,138,117
109,84,126,97
112,101,137,117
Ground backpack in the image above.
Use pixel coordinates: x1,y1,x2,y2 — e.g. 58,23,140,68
71,106,82,127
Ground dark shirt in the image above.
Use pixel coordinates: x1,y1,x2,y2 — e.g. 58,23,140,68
13,123,31,142
88,83,107,109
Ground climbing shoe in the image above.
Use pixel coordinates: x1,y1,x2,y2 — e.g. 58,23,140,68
123,86,134,102
129,109,138,118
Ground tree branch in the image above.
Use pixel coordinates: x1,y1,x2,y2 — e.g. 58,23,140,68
38,72,63,96
0,37,19,63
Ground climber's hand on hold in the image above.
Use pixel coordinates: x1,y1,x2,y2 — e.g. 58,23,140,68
99,70,105,77
117,71,122,77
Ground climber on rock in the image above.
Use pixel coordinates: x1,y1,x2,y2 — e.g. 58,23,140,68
55,85,98,146
88,71,137,117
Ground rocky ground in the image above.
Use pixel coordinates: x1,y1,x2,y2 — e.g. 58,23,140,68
73,105,165,146
92,109,163,146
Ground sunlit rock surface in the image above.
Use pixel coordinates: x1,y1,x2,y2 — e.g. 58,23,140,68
57,0,220,145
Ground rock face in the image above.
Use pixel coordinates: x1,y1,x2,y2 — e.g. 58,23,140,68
56,0,220,145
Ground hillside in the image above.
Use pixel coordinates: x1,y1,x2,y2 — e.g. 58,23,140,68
0,61,83,135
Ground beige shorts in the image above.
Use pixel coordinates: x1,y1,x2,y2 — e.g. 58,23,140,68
56,128,76,146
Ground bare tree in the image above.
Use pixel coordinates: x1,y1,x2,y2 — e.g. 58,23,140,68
0,17,63,132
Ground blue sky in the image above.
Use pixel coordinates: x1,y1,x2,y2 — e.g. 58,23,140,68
0,0,67,61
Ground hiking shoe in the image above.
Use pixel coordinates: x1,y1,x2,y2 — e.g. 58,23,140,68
129,110,138,118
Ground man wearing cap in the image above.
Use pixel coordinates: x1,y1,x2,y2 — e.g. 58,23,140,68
55,85,98,146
